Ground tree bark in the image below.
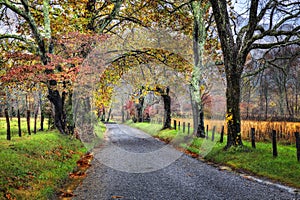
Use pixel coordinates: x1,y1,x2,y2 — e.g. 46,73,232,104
162,93,171,129
47,89,66,134
101,106,106,122
190,1,206,138
66,92,74,135
225,69,243,148
136,96,144,122
106,108,112,122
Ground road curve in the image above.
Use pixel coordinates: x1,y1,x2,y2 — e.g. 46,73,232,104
73,124,298,200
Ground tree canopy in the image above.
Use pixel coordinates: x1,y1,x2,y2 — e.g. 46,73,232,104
1,0,299,149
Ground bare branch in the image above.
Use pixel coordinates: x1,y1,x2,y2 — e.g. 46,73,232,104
242,63,268,78
97,0,123,33
251,38,300,50
158,0,193,14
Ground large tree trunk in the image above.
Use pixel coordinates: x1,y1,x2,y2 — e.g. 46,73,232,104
189,89,198,131
190,1,206,138
225,69,243,149
106,108,112,122
101,106,106,122
136,96,144,122
67,93,75,134
162,92,171,129
210,0,245,148
47,88,66,134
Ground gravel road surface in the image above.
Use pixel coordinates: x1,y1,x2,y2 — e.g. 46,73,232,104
73,124,298,200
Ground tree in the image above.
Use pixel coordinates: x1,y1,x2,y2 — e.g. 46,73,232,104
189,0,209,137
89,0,211,135
259,45,300,119
0,0,111,134
0,0,66,133
85,0,123,33
209,0,300,148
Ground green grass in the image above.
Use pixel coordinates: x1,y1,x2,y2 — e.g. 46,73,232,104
94,122,106,139
205,141,300,188
127,121,300,189
0,118,107,199
0,117,49,139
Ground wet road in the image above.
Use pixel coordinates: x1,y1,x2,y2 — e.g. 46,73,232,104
73,124,298,200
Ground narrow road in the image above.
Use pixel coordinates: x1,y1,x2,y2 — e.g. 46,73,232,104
73,124,298,200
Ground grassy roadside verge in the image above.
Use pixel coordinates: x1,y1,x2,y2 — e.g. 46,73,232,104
0,117,108,200
0,130,87,200
126,121,300,189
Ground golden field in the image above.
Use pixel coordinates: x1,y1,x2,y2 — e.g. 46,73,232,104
173,118,300,143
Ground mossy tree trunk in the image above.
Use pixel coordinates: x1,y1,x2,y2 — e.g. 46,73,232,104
190,1,206,138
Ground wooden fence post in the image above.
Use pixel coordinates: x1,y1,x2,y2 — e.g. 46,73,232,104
178,121,180,131
188,123,190,135
17,109,21,137
212,126,216,141
251,128,256,148
34,110,38,134
220,126,224,143
206,125,209,139
174,120,177,130
48,114,51,130
27,110,31,135
40,110,44,131
272,130,278,157
5,108,11,140
295,132,300,162
183,122,185,133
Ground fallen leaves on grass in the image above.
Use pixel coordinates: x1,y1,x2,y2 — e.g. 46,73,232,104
68,152,94,178
59,189,76,199
69,171,86,179
5,193,16,200
76,153,93,170
58,152,93,199
184,149,199,158
153,136,170,144
176,147,199,158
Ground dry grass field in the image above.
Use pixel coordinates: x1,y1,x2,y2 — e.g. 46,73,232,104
172,118,300,144
113,115,299,144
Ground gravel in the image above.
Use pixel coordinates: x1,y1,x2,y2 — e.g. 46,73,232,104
73,124,298,200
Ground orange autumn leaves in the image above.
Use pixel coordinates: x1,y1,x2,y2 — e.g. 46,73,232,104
59,152,93,199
